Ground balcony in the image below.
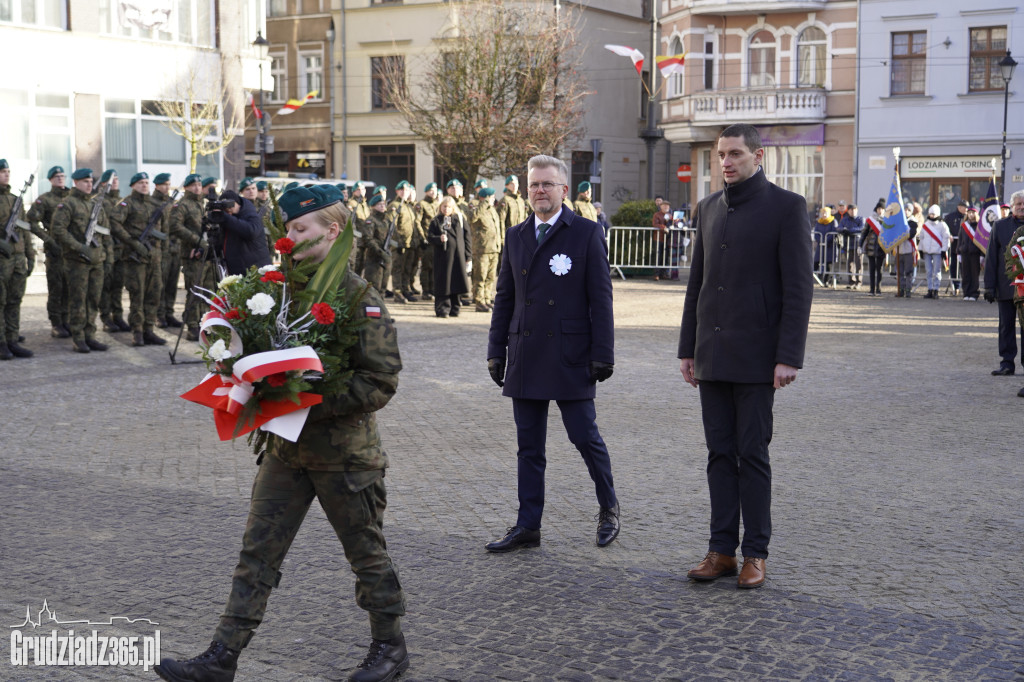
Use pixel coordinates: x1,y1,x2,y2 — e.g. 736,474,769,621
689,0,826,15
686,88,826,126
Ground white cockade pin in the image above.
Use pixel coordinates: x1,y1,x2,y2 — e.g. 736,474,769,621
549,254,572,276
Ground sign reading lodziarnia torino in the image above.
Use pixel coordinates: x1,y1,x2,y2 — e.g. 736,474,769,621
900,156,1001,178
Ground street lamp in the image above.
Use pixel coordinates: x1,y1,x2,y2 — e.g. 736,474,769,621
326,19,335,178
998,49,1017,201
253,30,271,177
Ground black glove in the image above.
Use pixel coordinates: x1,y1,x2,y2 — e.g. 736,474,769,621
77,243,93,264
487,358,505,387
589,361,614,383
984,290,996,303
26,257,34,276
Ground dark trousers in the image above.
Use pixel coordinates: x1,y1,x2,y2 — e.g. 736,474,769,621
512,398,617,530
697,381,775,559
996,298,1024,370
961,253,981,298
866,255,884,293
434,293,461,317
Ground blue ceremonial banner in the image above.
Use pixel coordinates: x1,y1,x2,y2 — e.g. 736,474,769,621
975,176,999,255
877,167,910,254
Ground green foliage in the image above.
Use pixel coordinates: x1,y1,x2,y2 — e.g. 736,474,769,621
610,199,658,228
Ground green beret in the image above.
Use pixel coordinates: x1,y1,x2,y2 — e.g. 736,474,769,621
395,180,410,190
0,159,8,170
71,168,93,181
100,169,116,183
505,175,518,185
153,173,172,185
129,172,149,186
474,179,489,189
256,181,268,190
335,183,347,192
284,181,299,191
202,177,218,188
424,182,437,192
578,181,591,193
277,185,340,223
239,177,255,191
352,181,365,190
368,193,384,207
47,166,64,180
446,178,462,188
478,187,496,198
184,173,203,187
372,185,386,196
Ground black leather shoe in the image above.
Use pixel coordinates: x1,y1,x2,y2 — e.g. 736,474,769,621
72,339,91,354
596,503,620,547
7,341,33,358
348,634,409,682
143,330,167,345
165,314,183,328
114,316,131,332
155,641,239,682
485,526,540,552
992,367,1014,376
85,338,108,351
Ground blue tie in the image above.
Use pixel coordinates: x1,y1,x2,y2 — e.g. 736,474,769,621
537,222,550,244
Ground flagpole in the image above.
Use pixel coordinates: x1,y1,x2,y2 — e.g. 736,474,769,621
893,146,901,296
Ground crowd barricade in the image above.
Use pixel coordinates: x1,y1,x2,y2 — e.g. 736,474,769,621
814,229,938,292
607,226,695,281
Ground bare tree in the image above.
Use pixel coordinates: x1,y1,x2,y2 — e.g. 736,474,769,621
155,70,242,173
381,0,588,184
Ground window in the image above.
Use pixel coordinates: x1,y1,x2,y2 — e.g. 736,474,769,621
699,148,712,200
270,54,287,102
299,51,324,99
371,56,404,110
891,31,926,95
797,27,826,88
571,151,597,202
703,38,716,90
969,26,1008,92
0,0,65,28
666,37,685,98
0,91,72,191
267,0,286,16
762,146,824,207
748,30,777,88
98,0,214,47
360,144,414,191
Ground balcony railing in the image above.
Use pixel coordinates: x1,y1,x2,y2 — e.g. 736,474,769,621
687,88,826,125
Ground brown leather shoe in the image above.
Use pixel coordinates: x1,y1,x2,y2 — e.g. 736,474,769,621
686,551,738,581
737,557,766,589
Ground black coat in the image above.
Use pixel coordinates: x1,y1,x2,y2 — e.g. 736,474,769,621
219,197,272,275
427,212,471,297
984,215,1024,300
678,168,813,383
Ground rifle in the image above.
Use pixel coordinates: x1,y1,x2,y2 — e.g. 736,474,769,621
381,218,397,264
2,175,35,255
132,189,178,260
83,182,113,248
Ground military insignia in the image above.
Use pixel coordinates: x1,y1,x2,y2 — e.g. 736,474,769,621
365,306,381,318
549,254,572,276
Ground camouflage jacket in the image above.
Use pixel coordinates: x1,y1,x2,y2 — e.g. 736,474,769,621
388,197,417,248
497,190,527,233
573,196,598,223
361,210,392,263
109,190,157,242
471,199,501,254
347,196,370,223
50,188,108,264
418,197,439,242
267,269,401,471
0,183,28,255
26,186,69,251
170,191,205,253
151,189,178,251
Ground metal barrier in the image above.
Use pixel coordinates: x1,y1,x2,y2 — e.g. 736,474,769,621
813,229,950,292
607,226,695,281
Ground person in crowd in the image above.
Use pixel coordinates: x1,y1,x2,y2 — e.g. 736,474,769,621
426,195,470,318
572,181,598,222
860,201,887,296
837,202,864,289
651,200,671,280
894,204,919,298
959,206,983,301
984,191,1024,377
944,199,967,296
27,166,71,338
918,204,951,299
593,201,611,238
814,206,838,285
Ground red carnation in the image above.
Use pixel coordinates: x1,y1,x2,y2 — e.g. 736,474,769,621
225,307,245,320
265,372,288,387
275,237,295,254
311,302,336,325
211,296,227,310
260,270,286,283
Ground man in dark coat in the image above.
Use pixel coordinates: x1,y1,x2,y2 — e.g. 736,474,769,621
678,123,813,589
983,191,1024,377
485,154,619,552
209,190,272,276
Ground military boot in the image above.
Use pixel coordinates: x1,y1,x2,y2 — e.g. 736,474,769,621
133,332,145,347
114,316,131,332
7,341,33,358
349,634,409,682
0,343,12,360
154,641,239,682
165,314,183,328
101,316,120,333
72,339,91,354
143,330,167,345
52,325,71,338
186,327,200,342
85,338,108,352
157,317,168,328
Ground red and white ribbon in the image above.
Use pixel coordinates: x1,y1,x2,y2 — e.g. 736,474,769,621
200,309,244,358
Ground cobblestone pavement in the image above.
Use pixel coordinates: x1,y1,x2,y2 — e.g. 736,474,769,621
3,276,1023,680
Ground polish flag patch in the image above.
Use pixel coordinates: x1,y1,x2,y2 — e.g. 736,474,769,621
365,306,381,318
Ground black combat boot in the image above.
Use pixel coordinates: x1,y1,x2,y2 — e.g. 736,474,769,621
143,330,167,345
101,316,119,333
0,343,13,360
349,634,409,682
7,341,33,358
72,339,91,354
154,641,239,682
85,338,108,351
52,325,71,338
114,316,131,332
186,327,200,342
157,317,168,328
165,314,183,328
133,332,145,347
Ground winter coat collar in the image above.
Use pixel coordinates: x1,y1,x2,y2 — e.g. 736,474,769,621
722,167,768,208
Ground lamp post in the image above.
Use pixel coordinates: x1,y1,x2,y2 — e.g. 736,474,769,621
326,19,335,178
253,30,271,177
998,49,1017,201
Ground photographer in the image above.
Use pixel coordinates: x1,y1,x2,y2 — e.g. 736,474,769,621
206,189,272,275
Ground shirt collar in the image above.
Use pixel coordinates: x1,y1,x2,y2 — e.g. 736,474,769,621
534,207,563,234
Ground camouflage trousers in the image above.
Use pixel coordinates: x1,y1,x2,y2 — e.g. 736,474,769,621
214,455,405,650
180,257,208,329
363,257,388,295
100,253,126,319
0,251,28,345
45,248,69,328
390,246,415,294
473,251,499,305
64,251,104,342
158,244,181,320
123,252,162,333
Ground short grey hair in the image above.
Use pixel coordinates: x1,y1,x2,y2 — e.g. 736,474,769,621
1011,189,1024,204
527,154,568,183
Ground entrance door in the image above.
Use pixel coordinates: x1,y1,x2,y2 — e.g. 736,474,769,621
936,180,967,215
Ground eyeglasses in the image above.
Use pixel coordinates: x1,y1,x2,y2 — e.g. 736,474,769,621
527,181,565,193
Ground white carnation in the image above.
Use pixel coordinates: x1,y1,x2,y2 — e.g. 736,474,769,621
207,339,233,361
246,292,276,316
258,264,278,275
218,274,242,287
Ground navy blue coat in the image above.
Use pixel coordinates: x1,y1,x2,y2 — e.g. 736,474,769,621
984,215,1024,300
220,197,272,275
487,208,614,401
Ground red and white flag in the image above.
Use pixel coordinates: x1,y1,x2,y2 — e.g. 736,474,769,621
247,92,262,120
605,45,645,75
655,54,687,78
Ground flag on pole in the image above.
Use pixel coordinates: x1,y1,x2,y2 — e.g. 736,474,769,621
604,45,645,75
276,91,319,116
655,54,687,78
876,163,911,254
975,175,999,255
247,92,262,120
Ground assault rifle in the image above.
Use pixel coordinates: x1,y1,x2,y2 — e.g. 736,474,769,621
1,175,35,257
381,218,397,265
131,189,178,261
83,182,113,249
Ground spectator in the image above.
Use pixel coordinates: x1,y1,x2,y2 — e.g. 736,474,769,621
918,204,951,299
958,206,983,300
837,203,864,289
651,200,671,280
814,206,838,285
860,201,886,296
426,196,471,318
895,204,919,298
593,201,611,238
943,199,967,296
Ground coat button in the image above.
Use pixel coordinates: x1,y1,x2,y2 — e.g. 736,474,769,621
718,286,724,292
521,268,527,275
547,331,553,337
548,299,554,305
524,330,531,337
728,208,735,213
721,244,727,249
714,326,721,332
525,298,532,306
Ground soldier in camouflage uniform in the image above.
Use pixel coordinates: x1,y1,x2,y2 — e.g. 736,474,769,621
361,193,392,294
417,182,439,300
255,181,270,207
27,166,71,338
50,168,109,353
347,182,370,276
573,181,598,222
156,186,409,682
152,173,183,329
108,172,167,347
169,174,208,341
97,170,130,333
0,159,33,359
496,174,526,270
471,187,501,312
388,181,418,303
